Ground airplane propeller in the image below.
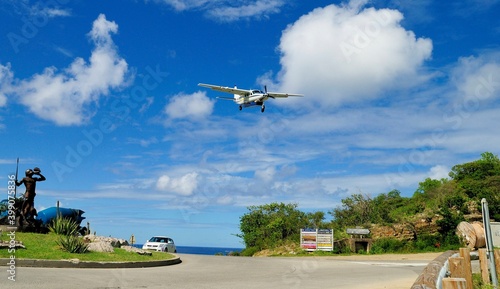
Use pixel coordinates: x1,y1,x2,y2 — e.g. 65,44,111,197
264,85,275,99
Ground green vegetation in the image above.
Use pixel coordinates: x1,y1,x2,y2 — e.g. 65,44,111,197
49,216,80,236
237,203,330,256
56,235,89,254
238,152,500,255
49,217,88,253
473,273,496,289
0,232,175,261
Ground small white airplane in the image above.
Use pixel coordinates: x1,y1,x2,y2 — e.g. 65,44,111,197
198,83,304,112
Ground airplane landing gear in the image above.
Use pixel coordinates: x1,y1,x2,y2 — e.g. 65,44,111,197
261,105,265,113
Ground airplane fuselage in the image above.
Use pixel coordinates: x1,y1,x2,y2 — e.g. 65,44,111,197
234,91,268,105
198,83,303,113
234,91,268,111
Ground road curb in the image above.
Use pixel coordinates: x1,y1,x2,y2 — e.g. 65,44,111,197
0,255,182,268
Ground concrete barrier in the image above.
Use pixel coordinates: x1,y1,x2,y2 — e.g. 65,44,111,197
411,250,457,289
0,255,181,268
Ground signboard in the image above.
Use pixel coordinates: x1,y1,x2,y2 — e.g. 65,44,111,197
346,228,370,235
300,228,333,251
491,222,500,247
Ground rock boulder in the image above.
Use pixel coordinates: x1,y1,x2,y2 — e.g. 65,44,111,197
83,234,129,253
83,235,129,248
86,241,114,253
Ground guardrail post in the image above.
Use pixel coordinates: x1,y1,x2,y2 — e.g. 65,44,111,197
495,249,500,281
448,257,465,278
479,248,490,284
442,278,467,289
459,248,473,289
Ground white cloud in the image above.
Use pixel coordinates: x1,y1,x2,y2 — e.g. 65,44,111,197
428,165,450,180
164,91,215,120
274,0,432,108
15,14,129,126
320,171,424,198
46,8,71,17
0,63,14,107
5,1,71,19
156,172,199,196
451,53,500,104
32,7,71,18
254,166,276,183
156,0,209,11
207,0,284,22
154,0,285,21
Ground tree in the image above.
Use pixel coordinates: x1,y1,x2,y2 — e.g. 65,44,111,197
371,190,409,224
433,189,466,239
329,193,373,227
449,152,500,182
414,178,442,195
306,211,326,228
449,152,500,219
413,178,451,211
238,202,308,250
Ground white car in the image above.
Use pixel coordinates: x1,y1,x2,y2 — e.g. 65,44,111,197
142,236,177,253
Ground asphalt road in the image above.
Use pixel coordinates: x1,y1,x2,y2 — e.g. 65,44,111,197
4,253,435,289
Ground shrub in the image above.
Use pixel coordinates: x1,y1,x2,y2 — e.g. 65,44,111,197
241,246,260,256
414,234,441,251
49,216,88,254
371,238,409,254
49,217,79,236
56,235,88,253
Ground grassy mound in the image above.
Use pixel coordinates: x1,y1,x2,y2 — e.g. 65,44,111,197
0,232,175,262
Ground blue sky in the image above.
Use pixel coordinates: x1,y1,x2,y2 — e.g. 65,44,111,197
0,0,499,248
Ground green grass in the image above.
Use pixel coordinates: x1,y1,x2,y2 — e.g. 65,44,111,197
472,273,497,289
0,232,175,262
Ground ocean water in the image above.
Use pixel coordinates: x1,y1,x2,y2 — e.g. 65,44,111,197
134,244,243,255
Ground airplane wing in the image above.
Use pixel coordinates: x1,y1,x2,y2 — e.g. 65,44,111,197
267,92,304,98
216,96,235,101
198,83,251,96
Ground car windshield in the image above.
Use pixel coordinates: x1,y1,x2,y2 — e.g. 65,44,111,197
149,237,169,243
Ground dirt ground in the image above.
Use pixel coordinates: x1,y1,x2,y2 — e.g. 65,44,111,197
327,252,443,261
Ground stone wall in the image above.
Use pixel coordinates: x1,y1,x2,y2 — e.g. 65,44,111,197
370,214,441,241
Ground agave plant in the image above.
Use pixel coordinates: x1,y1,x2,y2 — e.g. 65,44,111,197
49,216,79,236
56,235,88,253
